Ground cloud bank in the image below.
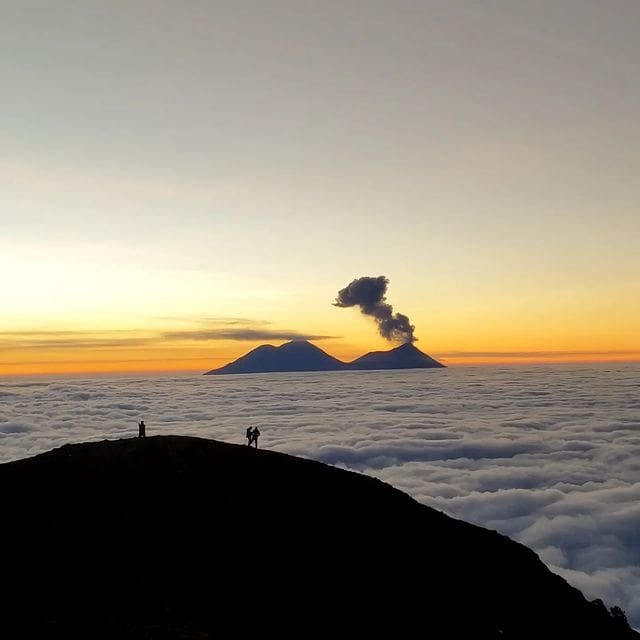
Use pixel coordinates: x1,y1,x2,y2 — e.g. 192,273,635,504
0,318,336,353
1,364,639,627
162,329,336,341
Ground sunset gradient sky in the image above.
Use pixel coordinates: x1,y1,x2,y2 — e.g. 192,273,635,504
2,1,639,374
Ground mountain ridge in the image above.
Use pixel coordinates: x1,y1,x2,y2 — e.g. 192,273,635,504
0,435,635,638
205,339,444,374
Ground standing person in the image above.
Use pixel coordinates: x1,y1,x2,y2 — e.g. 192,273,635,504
138,420,146,438
245,426,253,446
251,426,260,449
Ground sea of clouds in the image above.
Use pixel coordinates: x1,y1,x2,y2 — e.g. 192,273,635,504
1,364,639,626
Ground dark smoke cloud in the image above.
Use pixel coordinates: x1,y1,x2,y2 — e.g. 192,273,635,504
334,276,417,343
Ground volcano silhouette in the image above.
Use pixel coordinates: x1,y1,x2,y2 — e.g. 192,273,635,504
205,340,443,374
350,341,444,370
206,340,347,374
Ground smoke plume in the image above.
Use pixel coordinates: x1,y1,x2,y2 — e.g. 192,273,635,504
334,276,417,343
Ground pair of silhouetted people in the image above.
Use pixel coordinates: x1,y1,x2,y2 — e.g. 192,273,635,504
245,426,260,448
138,420,146,438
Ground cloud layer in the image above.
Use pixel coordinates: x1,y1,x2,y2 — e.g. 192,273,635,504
162,328,336,341
0,318,337,355
1,364,639,626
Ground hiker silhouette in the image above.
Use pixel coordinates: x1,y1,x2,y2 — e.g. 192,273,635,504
245,426,253,446
138,420,146,438
251,426,260,449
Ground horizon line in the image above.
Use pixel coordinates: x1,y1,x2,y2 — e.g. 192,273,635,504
2,350,640,377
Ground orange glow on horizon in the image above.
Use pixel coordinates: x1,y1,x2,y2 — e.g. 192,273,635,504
437,354,640,366
0,358,214,377
2,348,640,376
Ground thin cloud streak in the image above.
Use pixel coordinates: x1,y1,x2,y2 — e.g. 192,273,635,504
0,332,154,351
0,329,143,337
156,317,272,327
163,329,337,342
3,339,155,351
0,319,338,354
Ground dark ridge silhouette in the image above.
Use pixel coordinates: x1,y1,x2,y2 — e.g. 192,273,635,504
205,339,443,374
349,341,445,369
0,436,635,639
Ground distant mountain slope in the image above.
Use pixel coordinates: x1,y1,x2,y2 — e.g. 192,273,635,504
205,340,347,374
205,339,443,374
349,341,444,369
0,436,635,639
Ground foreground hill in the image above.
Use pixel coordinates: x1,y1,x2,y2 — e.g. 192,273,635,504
0,436,635,639
205,339,443,374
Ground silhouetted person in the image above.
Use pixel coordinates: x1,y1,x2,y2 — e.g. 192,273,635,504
251,426,260,449
138,420,146,438
245,426,253,446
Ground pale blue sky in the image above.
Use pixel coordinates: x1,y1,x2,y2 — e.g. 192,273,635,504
2,1,639,370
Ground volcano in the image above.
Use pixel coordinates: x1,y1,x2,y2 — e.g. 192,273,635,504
205,340,347,374
349,341,444,370
205,340,444,374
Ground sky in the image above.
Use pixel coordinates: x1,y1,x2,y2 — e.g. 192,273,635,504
2,1,639,374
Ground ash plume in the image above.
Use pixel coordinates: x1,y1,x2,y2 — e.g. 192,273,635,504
334,276,417,343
